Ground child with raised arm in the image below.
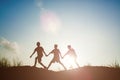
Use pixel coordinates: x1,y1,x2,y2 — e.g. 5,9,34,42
30,42,47,68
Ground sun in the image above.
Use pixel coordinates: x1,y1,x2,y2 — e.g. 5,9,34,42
40,10,61,34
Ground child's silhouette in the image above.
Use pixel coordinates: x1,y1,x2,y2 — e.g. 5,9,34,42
30,42,47,68
47,44,66,70
63,45,79,67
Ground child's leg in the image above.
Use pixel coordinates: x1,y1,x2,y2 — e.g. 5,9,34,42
39,62,46,68
47,60,53,70
74,58,79,67
33,57,37,67
59,61,67,70
38,58,46,68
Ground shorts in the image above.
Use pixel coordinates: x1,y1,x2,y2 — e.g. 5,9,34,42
36,56,42,62
51,57,60,63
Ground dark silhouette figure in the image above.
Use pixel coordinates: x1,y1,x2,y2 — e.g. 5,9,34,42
30,42,47,68
63,45,79,67
47,44,66,70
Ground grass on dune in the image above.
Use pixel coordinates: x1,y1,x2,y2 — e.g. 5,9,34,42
0,57,120,69
0,57,22,67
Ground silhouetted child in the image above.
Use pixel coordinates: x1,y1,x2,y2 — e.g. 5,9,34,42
30,42,47,68
63,45,79,67
47,44,66,70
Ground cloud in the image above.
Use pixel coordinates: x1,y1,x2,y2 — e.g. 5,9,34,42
0,37,20,54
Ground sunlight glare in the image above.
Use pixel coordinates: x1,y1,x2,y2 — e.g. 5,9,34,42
62,55,78,69
40,11,61,34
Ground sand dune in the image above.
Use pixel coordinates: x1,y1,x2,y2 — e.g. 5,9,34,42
0,66,120,80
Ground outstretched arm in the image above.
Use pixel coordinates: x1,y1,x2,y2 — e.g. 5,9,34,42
43,50,47,56
59,50,63,58
47,50,53,56
30,49,36,58
40,47,47,56
63,52,68,58
63,54,66,58
47,52,51,56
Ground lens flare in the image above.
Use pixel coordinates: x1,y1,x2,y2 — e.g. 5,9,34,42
40,11,61,34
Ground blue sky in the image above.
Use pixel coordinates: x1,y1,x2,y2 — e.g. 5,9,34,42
0,0,120,70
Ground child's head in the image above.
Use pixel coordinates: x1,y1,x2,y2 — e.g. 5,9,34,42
54,44,58,49
36,42,40,47
67,45,71,49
